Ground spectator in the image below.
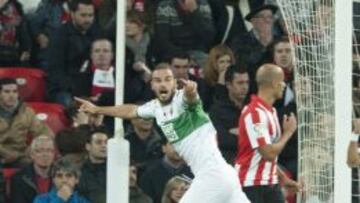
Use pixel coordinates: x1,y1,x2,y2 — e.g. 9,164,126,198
96,0,116,32
269,37,295,105
126,10,155,68
138,141,193,203
154,0,215,68
29,0,69,69
129,164,153,203
78,127,109,203
204,44,235,87
55,126,89,169
89,38,115,101
230,3,282,91
235,64,301,203
0,78,53,167
10,135,56,203
169,52,212,111
125,116,162,170
47,0,101,107
269,37,298,177
161,176,191,203
206,0,231,45
0,0,31,66
203,44,235,99
33,158,90,203
125,10,154,103
209,65,249,164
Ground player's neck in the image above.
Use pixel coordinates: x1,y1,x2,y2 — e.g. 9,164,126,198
257,90,275,107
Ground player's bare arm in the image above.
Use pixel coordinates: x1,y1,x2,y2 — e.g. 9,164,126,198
75,97,139,120
347,119,360,167
258,113,297,161
277,167,303,193
179,79,198,104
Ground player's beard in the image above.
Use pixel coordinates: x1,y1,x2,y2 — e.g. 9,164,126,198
158,89,175,105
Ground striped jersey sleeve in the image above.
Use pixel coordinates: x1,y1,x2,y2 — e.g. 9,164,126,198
244,108,272,149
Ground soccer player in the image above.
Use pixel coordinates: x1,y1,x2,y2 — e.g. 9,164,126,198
75,63,250,203
235,63,301,203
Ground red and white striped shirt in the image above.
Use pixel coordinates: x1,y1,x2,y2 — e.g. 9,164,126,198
235,95,281,187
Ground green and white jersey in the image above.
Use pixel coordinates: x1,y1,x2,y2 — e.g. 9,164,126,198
136,89,210,143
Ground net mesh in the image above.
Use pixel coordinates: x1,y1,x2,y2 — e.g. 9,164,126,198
276,0,335,202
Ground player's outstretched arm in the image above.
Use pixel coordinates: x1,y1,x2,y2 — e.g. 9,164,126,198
179,79,198,104
75,97,139,120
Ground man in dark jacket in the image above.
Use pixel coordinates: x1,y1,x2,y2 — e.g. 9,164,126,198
138,141,193,203
77,127,109,203
47,0,101,107
0,0,31,66
209,65,249,164
154,0,215,67
230,3,282,94
169,52,212,111
10,136,56,203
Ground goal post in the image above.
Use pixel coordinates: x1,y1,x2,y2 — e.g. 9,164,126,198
276,0,352,202
107,0,130,202
334,0,352,202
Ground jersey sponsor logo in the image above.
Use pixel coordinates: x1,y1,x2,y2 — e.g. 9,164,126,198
253,123,267,138
161,123,179,142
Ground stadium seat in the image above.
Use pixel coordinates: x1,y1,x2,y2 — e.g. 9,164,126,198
0,67,46,102
27,102,71,134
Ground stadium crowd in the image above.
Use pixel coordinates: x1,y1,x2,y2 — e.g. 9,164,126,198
0,0,358,202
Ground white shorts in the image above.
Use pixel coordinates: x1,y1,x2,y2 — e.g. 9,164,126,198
174,123,250,203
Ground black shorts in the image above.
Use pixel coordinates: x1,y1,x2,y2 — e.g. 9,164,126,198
242,184,285,203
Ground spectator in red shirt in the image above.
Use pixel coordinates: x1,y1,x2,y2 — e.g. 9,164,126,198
89,38,115,101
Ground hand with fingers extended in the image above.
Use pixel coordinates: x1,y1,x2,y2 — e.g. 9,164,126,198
178,79,197,95
178,79,198,103
74,97,98,114
283,177,303,194
283,112,297,137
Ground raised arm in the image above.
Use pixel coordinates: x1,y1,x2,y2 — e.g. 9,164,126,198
179,79,198,104
75,97,139,120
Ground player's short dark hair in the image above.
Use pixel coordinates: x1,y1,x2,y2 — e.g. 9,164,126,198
168,52,190,64
225,65,248,83
269,36,291,58
68,0,94,12
86,126,110,143
0,78,17,90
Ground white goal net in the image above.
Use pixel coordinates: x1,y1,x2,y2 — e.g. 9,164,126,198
276,0,352,202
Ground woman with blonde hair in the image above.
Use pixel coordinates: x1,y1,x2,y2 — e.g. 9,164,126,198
161,176,191,203
203,44,235,87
